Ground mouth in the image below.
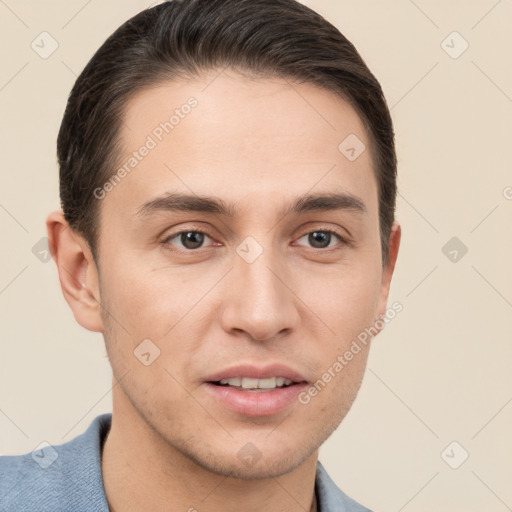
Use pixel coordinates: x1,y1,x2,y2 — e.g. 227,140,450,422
203,365,308,416
210,376,297,392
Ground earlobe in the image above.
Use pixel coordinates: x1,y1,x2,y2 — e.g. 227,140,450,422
46,211,104,333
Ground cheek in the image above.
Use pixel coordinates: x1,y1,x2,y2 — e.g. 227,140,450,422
296,261,382,346
99,251,218,338
98,265,200,408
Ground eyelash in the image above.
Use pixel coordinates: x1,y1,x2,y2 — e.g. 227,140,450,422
161,226,350,252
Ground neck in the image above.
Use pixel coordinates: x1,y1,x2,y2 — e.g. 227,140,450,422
101,395,318,512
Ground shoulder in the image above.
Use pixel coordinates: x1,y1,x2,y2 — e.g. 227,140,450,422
316,461,374,512
0,413,112,512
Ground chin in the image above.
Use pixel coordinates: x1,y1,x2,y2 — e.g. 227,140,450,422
194,447,314,480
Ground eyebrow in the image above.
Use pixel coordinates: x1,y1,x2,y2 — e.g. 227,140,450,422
135,191,367,218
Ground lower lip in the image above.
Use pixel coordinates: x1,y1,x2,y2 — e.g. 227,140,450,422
203,382,307,417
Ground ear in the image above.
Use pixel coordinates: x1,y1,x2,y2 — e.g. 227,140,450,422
46,211,104,332
375,222,401,324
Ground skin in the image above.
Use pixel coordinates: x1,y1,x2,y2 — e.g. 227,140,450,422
47,69,400,512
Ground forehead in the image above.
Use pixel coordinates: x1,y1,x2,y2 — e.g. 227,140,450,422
107,70,377,218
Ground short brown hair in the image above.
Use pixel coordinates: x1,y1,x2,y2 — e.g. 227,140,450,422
57,0,397,265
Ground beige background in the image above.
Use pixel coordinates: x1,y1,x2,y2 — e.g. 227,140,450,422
1,1,511,510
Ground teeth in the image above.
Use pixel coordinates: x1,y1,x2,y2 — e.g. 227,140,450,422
241,377,260,389
218,377,294,389
256,377,276,389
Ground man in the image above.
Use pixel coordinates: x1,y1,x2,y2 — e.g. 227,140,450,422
0,0,400,510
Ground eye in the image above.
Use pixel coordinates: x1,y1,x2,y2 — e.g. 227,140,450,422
163,230,214,250
295,230,345,249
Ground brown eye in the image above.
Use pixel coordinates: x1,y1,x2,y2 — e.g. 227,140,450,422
164,231,211,250
308,231,332,248
296,230,343,249
181,232,205,249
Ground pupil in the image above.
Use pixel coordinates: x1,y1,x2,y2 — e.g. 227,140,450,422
309,231,330,248
181,232,204,249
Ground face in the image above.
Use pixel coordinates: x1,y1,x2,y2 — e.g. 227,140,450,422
93,70,398,478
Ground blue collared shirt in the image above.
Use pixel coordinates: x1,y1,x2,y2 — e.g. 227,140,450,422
0,414,372,511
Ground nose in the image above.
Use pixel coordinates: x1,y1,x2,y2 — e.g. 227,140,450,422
219,248,300,342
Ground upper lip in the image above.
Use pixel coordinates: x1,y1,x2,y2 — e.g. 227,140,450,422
205,364,307,383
